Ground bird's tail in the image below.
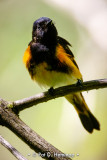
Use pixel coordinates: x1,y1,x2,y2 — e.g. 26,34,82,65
65,93,100,133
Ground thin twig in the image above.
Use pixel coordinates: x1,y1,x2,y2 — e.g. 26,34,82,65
13,79,107,112
0,135,28,160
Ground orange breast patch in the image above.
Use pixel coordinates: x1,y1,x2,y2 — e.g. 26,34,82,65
23,45,32,68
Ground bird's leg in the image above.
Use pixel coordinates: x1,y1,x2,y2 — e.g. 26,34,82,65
48,87,54,95
76,79,83,87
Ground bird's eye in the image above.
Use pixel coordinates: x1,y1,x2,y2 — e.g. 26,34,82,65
37,25,41,30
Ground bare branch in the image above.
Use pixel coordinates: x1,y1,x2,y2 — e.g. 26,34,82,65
13,79,107,112
0,135,28,160
0,79,107,160
0,98,71,160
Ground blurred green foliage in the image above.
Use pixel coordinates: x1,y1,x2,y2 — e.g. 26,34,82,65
0,0,107,160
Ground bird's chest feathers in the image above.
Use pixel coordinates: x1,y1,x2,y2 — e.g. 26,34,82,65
23,45,81,88
31,62,77,88
31,62,59,87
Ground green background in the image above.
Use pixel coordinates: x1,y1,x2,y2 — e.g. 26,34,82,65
0,0,107,160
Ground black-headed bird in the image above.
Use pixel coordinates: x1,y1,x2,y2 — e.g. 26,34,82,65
23,17,100,133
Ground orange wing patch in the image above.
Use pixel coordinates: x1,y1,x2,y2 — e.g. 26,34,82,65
56,44,71,63
56,44,82,79
23,45,32,68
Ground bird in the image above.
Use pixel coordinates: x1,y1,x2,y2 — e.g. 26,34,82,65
23,17,100,133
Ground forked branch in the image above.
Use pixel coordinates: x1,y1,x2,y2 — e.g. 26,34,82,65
0,79,107,160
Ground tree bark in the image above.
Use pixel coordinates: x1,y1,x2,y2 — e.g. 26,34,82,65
0,98,71,160
0,79,107,160
13,79,107,113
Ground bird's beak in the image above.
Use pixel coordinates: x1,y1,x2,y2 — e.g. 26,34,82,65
47,19,52,26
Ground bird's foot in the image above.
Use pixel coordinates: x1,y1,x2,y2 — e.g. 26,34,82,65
76,79,83,87
48,87,54,96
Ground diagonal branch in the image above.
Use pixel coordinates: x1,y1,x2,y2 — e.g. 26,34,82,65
0,98,71,160
0,79,107,160
0,135,28,160
13,79,107,113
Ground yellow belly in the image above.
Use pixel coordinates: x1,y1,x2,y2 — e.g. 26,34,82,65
32,62,78,88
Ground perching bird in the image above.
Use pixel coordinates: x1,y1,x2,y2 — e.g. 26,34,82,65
23,17,100,133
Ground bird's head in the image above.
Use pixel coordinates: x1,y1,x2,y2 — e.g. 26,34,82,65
32,17,58,46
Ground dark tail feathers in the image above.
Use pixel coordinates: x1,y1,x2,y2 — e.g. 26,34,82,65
79,111,100,133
